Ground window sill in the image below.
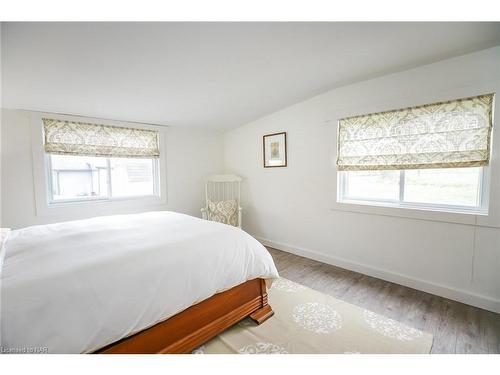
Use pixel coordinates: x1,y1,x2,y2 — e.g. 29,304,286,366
48,194,162,207
36,195,168,218
332,199,485,226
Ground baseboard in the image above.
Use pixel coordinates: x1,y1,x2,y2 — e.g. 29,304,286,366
257,237,500,314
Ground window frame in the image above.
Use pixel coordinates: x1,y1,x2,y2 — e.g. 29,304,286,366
337,167,490,216
31,112,168,217
45,154,161,206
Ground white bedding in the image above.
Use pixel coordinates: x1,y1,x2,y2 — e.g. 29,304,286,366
0,211,279,353
0,228,10,350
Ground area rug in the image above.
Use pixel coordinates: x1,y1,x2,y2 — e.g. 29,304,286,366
192,278,433,354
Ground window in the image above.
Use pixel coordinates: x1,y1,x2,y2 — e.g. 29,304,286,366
47,154,159,203
336,94,494,214
338,167,487,213
42,117,161,205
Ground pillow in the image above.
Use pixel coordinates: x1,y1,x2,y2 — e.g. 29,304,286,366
207,199,238,227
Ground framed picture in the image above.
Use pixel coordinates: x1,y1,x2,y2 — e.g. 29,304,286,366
263,132,287,168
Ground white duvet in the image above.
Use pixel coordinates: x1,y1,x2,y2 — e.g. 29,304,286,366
0,211,279,354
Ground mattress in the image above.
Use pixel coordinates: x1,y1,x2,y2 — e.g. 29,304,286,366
0,211,279,353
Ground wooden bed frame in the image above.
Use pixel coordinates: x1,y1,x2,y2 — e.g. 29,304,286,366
95,278,273,354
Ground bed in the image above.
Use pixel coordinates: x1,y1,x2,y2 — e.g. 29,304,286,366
0,211,279,354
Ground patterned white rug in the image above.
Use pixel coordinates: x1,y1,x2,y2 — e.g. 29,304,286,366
193,278,433,354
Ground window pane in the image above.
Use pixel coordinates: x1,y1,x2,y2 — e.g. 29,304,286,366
344,170,400,201
50,155,108,201
404,167,481,207
110,158,155,197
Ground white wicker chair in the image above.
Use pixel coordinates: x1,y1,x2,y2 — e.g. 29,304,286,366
201,174,242,228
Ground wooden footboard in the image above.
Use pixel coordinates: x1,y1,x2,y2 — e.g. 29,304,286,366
96,278,273,354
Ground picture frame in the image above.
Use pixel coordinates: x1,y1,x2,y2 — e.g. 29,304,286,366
263,132,287,168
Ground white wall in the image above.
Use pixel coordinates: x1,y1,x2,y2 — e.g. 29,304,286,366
0,109,225,229
1,23,3,225
224,46,500,313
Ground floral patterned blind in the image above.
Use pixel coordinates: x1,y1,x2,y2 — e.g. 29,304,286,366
336,93,494,171
43,118,160,158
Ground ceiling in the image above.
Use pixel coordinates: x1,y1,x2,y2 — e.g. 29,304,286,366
2,22,500,129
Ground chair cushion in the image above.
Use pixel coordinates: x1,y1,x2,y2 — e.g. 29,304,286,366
207,199,238,227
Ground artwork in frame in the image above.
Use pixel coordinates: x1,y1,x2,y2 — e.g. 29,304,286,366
263,132,287,168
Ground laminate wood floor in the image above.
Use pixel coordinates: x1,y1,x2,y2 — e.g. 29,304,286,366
266,247,500,354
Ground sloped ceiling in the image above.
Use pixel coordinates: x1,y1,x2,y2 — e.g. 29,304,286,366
2,22,500,129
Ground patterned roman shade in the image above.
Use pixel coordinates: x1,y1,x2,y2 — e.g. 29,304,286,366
43,118,160,158
336,94,494,171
